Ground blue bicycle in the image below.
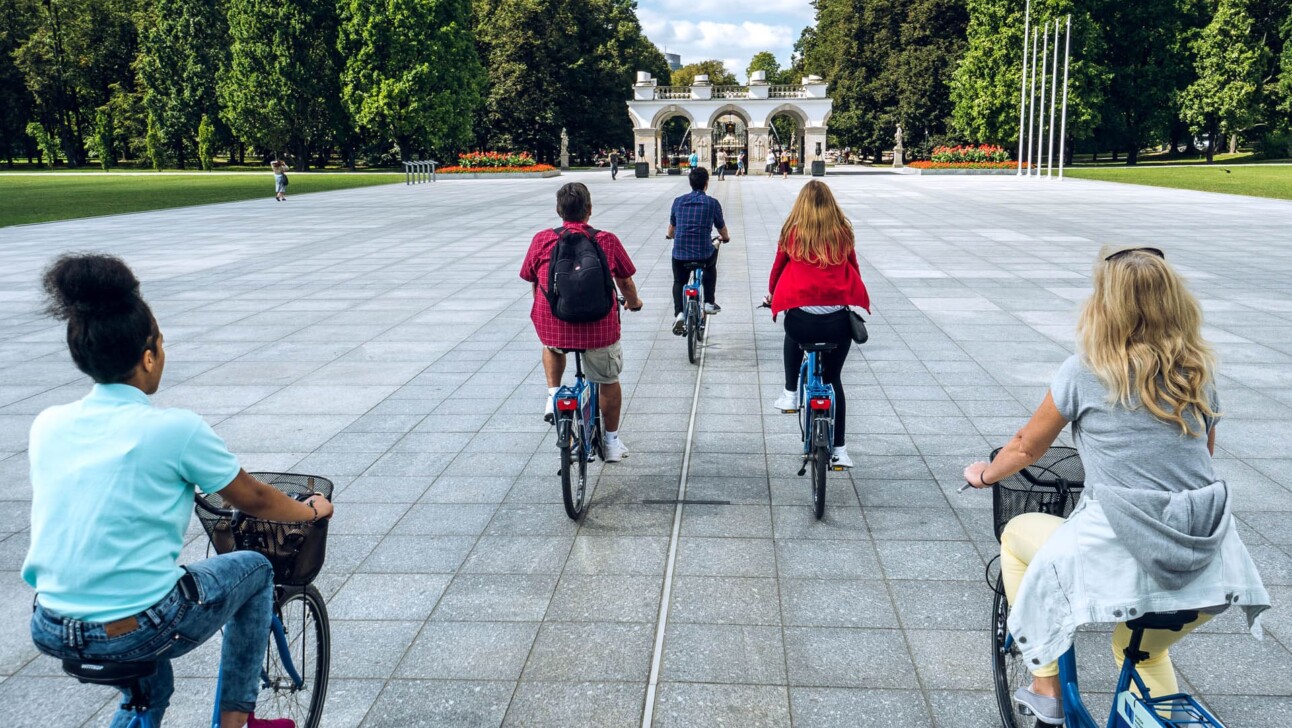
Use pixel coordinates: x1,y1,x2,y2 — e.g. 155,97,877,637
986,448,1225,728
796,342,839,520
552,350,604,520
61,473,332,728
678,236,726,365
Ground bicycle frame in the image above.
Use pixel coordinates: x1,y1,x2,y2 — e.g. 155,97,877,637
1000,635,1223,728
797,351,836,456
552,352,600,462
207,612,304,728
684,267,704,313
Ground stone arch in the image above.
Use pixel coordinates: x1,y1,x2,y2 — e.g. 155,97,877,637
706,104,752,128
651,104,694,128
762,103,810,129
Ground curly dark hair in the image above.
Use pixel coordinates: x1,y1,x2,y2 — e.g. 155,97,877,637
42,253,158,384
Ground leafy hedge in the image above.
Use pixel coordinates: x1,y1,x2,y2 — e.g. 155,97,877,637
457,151,536,168
929,144,1010,163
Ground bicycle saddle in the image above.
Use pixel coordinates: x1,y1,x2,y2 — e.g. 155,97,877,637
800,342,837,353
63,659,157,686
681,260,707,271
1124,610,1199,632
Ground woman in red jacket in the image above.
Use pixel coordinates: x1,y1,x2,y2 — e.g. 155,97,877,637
767,181,871,468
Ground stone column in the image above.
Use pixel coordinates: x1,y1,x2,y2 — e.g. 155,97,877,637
804,127,828,165
747,126,771,171
634,127,658,173
689,127,713,169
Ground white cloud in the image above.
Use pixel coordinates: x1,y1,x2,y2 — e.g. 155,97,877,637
639,8,801,80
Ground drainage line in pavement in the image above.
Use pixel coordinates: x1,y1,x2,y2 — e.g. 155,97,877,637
640,320,711,728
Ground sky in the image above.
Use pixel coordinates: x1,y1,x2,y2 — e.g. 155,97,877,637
635,0,816,83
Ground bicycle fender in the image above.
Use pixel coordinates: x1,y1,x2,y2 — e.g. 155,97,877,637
555,417,572,447
811,416,832,449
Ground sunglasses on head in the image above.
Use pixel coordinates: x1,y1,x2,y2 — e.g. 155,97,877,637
1104,247,1165,262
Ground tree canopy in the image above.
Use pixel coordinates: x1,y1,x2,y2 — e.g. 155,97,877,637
670,59,738,87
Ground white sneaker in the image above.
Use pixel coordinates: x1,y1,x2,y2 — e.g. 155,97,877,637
672,313,686,336
773,389,798,412
703,303,721,314
603,437,629,462
831,446,853,469
544,394,555,423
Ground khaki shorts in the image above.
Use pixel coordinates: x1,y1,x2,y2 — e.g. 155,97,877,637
547,342,623,384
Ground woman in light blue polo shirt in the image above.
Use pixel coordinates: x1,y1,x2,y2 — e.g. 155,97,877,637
23,254,334,728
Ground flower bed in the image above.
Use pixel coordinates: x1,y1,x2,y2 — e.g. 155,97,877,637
930,144,1011,164
457,151,538,168
909,160,1024,170
439,164,556,174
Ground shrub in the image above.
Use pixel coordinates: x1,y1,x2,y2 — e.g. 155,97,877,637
197,115,216,171
26,122,59,167
457,151,537,168
930,144,1011,164
439,164,556,174
909,160,1023,169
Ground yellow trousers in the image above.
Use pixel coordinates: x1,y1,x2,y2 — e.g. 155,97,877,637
1000,513,1210,696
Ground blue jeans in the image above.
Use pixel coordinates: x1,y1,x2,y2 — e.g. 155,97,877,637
31,551,274,726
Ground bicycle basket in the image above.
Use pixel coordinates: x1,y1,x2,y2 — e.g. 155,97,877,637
991,446,1085,542
194,472,333,586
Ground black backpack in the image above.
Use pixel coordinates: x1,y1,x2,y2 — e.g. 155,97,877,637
543,226,616,323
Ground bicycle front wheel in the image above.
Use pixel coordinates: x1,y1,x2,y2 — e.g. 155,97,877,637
257,584,329,728
811,443,828,520
991,576,1037,728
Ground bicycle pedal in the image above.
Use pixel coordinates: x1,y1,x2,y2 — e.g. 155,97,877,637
1016,705,1035,717
831,465,850,472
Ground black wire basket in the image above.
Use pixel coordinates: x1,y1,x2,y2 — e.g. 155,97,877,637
194,472,333,586
991,446,1085,543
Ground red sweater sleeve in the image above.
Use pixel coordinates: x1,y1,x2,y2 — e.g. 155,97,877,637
769,248,790,293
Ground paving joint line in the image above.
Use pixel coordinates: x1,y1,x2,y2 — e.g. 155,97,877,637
640,305,713,728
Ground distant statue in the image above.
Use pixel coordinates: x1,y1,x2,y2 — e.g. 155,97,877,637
754,137,765,160
559,127,570,171
892,124,905,169
895,124,903,148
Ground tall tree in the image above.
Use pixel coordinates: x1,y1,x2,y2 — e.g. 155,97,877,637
0,0,36,166
1179,0,1268,162
474,0,667,161
135,0,228,169
338,0,483,161
14,0,138,166
669,59,737,87
220,0,345,170
747,51,792,84
951,0,1104,154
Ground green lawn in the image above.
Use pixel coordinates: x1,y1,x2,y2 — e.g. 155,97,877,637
1064,165,1292,201
0,172,404,227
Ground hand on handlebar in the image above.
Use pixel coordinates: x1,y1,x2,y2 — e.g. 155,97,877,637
619,295,643,312
304,494,334,521
760,293,772,308
961,461,993,491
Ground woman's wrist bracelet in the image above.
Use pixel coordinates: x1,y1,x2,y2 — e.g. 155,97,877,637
979,471,996,487
306,499,319,522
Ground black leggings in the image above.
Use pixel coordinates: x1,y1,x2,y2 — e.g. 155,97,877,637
672,253,718,315
783,308,852,447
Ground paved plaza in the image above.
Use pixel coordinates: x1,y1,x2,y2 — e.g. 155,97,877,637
1,171,1290,727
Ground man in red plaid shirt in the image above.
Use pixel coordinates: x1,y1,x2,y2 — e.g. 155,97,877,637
520,183,643,462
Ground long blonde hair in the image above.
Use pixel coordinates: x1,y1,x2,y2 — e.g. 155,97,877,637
1078,250,1218,436
778,181,854,266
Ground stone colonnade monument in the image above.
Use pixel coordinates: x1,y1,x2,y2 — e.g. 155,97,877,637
625,70,834,174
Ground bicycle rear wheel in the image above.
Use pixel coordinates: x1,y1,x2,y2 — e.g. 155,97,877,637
686,302,699,364
560,414,588,520
811,442,828,520
256,585,329,728
992,576,1038,728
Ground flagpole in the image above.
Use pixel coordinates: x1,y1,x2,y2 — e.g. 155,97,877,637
1033,26,1048,177
1047,18,1059,177
1016,0,1032,175
1058,15,1072,179
1026,27,1039,176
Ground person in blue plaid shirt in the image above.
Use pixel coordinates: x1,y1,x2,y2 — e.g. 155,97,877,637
667,167,731,335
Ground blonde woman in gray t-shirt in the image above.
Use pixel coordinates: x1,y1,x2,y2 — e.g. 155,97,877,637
270,158,288,201
962,245,1268,725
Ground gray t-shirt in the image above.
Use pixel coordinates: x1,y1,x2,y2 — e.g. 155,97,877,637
1051,354,1218,494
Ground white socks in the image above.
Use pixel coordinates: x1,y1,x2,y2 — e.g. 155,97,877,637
605,430,620,442
547,386,560,396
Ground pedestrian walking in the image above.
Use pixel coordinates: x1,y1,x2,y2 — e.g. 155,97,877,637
781,151,791,179
610,148,620,180
738,150,747,176
716,150,727,181
270,157,289,201
766,149,776,177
